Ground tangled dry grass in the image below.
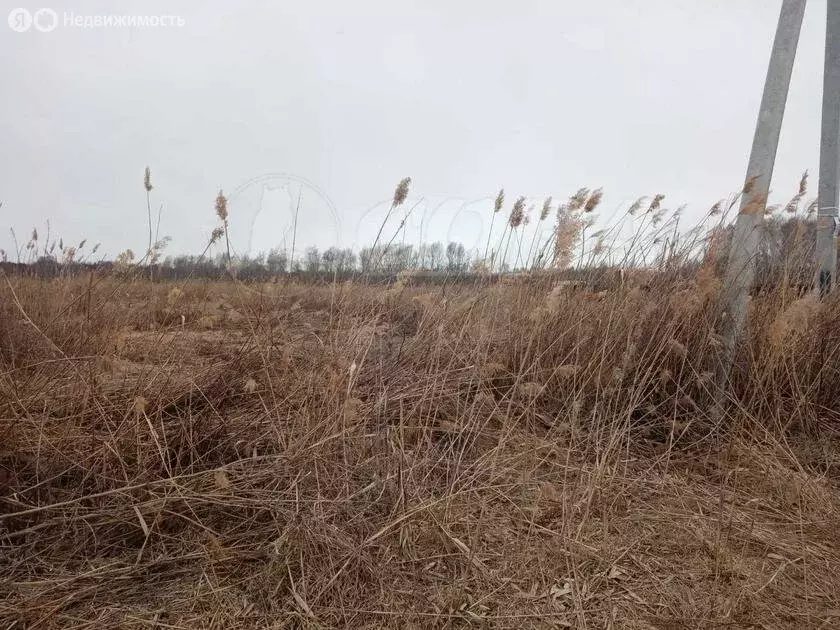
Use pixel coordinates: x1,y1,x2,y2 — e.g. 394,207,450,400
1,267,840,629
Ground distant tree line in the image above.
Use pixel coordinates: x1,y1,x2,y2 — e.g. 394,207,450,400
2,216,833,291
0,239,479,282
157,240,475,278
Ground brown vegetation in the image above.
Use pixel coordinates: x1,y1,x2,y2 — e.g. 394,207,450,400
1,265,839,628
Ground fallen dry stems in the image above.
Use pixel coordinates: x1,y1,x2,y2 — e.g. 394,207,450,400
0,268,839,628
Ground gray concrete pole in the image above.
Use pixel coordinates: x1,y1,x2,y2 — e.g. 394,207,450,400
817,0,840,296
716,0,806,394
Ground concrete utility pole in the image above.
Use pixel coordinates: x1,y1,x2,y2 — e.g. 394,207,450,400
817,0,840,296
716,0,807,392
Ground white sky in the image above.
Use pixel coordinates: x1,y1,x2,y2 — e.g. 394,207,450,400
0,0,830,260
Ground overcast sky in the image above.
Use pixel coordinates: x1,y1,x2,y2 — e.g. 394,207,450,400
0,0,830,261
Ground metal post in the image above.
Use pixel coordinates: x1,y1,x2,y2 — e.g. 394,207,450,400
716,0,806,393
817,0,840,296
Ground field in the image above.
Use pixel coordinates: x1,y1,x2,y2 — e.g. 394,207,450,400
1,270,840,629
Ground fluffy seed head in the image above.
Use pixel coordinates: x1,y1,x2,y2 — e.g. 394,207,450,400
494,188,505,213
742,193,768,216
540,196,552,221
509,196,526,228
393,177,411,207
553,211,584,268
144,166,153,192
568,188,590,212
627,197,645,216
784,194,802,215
647,194,665,214
115,249,134,265
584,187,603,213
215,190,228,222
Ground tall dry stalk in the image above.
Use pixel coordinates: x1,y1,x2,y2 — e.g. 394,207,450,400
548,188,591,269
369,177,411,272
144,167,153,271
500,196,525,272
578,187,602,267
525,196,551,269
513,205,532,269
619,193,665,268
289,186,302,273
9,228,20,264
215,189,231,269
380,198,424,267
484,188,505,265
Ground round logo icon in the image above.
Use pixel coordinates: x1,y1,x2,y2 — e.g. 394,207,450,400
33,8,58,32
227,173,341,258
8,8,32,32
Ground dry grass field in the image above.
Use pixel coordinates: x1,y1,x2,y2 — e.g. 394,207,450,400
2,268,840,628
